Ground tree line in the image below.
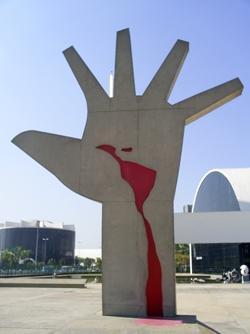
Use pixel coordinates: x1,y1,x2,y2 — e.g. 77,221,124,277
0,245,188,272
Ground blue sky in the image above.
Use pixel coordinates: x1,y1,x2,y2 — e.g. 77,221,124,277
0,0,249,247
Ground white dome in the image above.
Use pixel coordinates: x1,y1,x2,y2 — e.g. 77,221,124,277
193,168,250,212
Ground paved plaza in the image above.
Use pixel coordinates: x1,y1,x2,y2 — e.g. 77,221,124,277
0,282,250,333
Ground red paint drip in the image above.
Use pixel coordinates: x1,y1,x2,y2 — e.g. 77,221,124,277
121,147,133,152
97,144,163,317
135,318,183,327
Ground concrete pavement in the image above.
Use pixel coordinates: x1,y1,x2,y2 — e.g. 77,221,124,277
0,283,249,333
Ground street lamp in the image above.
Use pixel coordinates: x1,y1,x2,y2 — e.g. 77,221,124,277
42,237,49,263
35,221,40,265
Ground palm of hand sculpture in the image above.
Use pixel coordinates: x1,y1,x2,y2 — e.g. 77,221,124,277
13,29,243,317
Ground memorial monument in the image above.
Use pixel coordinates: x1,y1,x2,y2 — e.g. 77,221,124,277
12,29,243,317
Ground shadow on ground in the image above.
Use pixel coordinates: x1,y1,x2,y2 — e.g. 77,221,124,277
119,314,221,333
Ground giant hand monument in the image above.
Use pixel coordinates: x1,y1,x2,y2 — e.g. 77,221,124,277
13,29,243,317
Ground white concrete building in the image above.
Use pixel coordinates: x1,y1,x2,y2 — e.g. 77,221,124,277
186,168,250,273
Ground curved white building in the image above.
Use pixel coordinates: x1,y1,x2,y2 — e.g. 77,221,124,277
193,168,250,213
191,168,250,273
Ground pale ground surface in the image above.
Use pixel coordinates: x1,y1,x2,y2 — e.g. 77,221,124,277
0,282,250,333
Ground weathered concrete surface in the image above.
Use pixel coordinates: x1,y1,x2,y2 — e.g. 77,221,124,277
12,28,243,317
0,283,250,333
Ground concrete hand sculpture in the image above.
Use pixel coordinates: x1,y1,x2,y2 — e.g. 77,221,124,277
13,29,243,317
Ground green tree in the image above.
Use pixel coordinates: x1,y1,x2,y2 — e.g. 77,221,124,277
0,247,33,269
24,261,36,270
74,256,79,266
175,244,189,255
95,257,102,271
0,250,16,268
175,244,189,272
36,261,45,269
83,257,95,270
47,258,56,266
13,246,32,263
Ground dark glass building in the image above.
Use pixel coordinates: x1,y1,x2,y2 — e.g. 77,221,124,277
191,169,250,273
0,220,75,264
